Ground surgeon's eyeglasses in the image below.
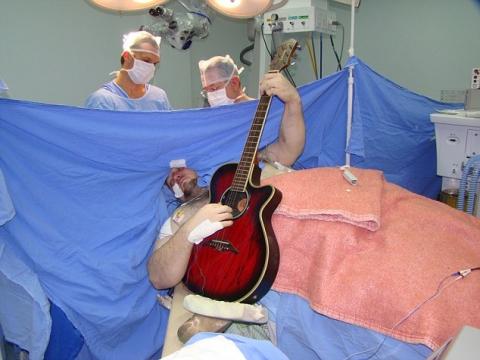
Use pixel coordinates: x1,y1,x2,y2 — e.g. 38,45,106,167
200,81,229,98
200,89,208,99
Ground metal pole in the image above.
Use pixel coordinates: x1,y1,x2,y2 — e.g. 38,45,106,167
345,0,355,167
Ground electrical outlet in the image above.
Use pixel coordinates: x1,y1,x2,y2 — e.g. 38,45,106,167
327,11,337,33
472,68,480,89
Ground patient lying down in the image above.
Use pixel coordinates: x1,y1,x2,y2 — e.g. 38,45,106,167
148,161,288,353
149,166,480,356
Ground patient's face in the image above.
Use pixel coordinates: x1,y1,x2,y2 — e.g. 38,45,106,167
166,167,198,199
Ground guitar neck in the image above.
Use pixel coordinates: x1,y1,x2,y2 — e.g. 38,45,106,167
231,94,273,192
228,37,299,192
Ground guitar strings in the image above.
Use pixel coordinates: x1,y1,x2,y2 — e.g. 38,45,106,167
220,93,268,237
215,96,269,242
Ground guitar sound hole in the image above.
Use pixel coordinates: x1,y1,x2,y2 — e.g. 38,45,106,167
220,189,249,219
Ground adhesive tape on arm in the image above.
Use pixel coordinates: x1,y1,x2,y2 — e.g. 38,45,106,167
187,219,223,244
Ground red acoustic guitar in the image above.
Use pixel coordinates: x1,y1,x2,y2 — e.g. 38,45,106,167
183,40,299,304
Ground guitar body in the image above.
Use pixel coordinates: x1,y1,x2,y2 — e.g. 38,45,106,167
183,163,282,303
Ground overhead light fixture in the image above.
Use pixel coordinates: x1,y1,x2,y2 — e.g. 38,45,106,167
206,0,274,19
88,0,170,12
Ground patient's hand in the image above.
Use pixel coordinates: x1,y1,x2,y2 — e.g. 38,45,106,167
259,72,301,105
184,204,233,244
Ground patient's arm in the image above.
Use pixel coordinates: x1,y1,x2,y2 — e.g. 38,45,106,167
148,226,194,290
148,204,233,289
258,72,305,166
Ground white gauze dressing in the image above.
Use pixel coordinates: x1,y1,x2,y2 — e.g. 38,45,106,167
183,294,268,324
187,219,223,244
172,183,184,198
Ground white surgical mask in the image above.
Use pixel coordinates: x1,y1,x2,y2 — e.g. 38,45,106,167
127,58,155,84
207,87,235,107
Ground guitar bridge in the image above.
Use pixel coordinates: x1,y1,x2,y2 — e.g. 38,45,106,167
205,239,239,254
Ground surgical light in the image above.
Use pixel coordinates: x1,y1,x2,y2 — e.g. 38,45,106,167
206,0,273,19
88,0,170,12
141,4,210,50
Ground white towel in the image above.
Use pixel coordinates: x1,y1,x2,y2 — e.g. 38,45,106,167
162,335,246,360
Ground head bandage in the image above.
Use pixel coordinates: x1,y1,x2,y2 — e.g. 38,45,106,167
170,159,186,168
198,55,244,88
123,31,161,58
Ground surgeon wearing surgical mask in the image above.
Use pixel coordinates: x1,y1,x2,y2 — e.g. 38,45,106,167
198,54,306,167
85,31,171,111
199,55,253,107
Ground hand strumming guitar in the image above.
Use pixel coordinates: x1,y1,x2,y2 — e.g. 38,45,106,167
183,203,233,244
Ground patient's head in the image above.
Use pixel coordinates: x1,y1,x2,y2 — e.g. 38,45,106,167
166,166,200,202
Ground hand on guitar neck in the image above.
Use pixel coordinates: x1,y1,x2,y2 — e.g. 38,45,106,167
258,71,304,168
259,72,301,104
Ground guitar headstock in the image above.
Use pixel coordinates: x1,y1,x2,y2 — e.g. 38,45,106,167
269,39,299,72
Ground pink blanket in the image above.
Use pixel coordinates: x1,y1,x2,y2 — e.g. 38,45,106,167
263,167,480,350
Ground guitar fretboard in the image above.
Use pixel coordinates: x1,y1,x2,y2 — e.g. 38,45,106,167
231,93,273,192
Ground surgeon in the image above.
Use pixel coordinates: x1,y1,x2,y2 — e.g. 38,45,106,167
85,31,171,111
199,55,251,106
199,55,304,166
